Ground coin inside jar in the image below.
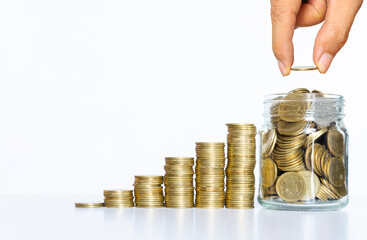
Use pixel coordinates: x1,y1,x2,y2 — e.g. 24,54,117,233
262,128,277,157
327,157,346,187
276,172,306,202
277,120,307,136
289,88,310,93
327,127,344,157
298,170,320,201
304,128,327,148
261,158,278,188
278,93,310,122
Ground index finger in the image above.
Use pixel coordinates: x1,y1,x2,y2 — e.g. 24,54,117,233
271,0,302,76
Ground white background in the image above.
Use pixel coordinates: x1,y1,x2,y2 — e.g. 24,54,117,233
0,0,366,196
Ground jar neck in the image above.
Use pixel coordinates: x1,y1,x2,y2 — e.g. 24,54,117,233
263,93,345,127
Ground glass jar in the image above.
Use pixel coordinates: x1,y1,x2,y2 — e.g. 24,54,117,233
258,88,348,211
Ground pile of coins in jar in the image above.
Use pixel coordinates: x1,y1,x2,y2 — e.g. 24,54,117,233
260,88,347,203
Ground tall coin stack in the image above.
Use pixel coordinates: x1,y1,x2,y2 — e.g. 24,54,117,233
134,176,164,208
104,189,134,208
226,124,257,209
164,157,195,208
195,142,226,208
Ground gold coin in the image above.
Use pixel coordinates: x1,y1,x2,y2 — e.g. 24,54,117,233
261,158,278,188
104,198,134,202
311,89,323,94
277,121,307,136
327,127,344,157
278,93,310,122
276,172,306,202
290,66,318,71
165,157,194,161
104,189,133,194
321,178,346,198
226,123,256,128
304,128,327,148
135,175,163,180
195,205,224,209
195,142,225,147
289,88,310,93
298,170,320,201
327,157,345,187
304,144,316,171
318,178,340,200
226,205,254,209
313,144,326,176
135,205,164,208
75,202,105,208
165,204,194,208
331,183,347,197
104,193,133,198
262,128,277,157
320,149,331,175
105,204,134,208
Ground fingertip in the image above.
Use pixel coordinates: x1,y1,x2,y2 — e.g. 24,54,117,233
278,60,291,76
316,52,334,74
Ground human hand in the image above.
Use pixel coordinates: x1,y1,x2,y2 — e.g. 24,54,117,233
271,0,363,76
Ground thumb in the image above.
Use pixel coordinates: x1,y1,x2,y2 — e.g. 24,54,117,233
313,0,363,73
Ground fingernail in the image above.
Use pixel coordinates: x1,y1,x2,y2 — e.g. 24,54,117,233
278,60,289,76
317,53,334,74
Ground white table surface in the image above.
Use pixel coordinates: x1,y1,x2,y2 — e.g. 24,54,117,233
0,195,365,240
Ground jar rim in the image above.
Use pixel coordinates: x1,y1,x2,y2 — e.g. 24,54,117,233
263,93,344,103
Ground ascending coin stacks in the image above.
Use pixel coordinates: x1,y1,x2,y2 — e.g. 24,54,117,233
77,124,258,209
226,124,257,209
164,157,195,208
195,142,226,208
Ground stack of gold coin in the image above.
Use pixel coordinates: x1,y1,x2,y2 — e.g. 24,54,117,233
272,120,307,171
261,88,347,203
303,127,347,200
261,157,278,199
104,189,134,208
316,178,346,201
164,157,194,208
195,142,225,208
134,176,164,208
226,124,256,209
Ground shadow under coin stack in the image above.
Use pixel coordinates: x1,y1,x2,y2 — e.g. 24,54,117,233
104,190,134,208
164,157,195,208
195,142,225,208
134,176,164,208
225,124,257,209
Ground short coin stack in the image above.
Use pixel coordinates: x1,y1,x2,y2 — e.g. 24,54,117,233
134,176,164,208
164,157,195,208
195,142,226,208
226,124,257,209
104,190,134,208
